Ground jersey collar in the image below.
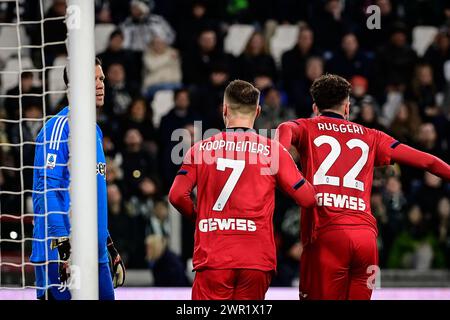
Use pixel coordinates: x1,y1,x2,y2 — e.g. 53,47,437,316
320,111,345,119
223,127,256,132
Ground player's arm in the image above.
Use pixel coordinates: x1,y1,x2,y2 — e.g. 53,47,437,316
38,177,69,238
391,144,450,180
274,144,316,208
168,146,198,220
275,120,301,149
37,120,70,239
374,130,450,181
38,119,71,282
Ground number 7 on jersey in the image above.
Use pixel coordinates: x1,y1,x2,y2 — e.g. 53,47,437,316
212,158,245,211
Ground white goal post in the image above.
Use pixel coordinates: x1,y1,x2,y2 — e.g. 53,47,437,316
67,0,98,300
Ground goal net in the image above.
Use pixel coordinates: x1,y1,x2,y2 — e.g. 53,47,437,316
0,0,97,299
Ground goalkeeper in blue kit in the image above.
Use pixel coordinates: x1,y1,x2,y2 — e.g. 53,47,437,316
30,58,125,300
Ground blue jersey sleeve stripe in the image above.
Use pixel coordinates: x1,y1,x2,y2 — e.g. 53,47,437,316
55,118,68,151
293,178,306,190
49,116,64,149
177,170,188,175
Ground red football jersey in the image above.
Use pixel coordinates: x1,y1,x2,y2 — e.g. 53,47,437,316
178,128,314,272
277,113,398,245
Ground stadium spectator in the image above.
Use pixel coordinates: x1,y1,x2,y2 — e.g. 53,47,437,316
416,172,449,224
381,176,408,257
361,0,399,50
159,89,200,192
380,86,405,128
193,65,230,130
142,35,182,99
182,28,234,85
253,73,276,92
236,31,277,83
120,0,175,88
42,0,67,66
373,22,418,99
407,63,440,121
415,123,447,161
312,0,350,52
389,102,422,145
423,28,450,92
121,128,157,199
349,75,378,121
255,86,295,136
0,0,40,23
95,0,132,25
436,197,450,267
326,32,373,81
145,200,190,286
281,26,322,98
121,0,175,53
103,130,123,165
271,193,303,287
387,204,446,269
107,183,134,266
0,150,21,214
0,108,10,154
444,2,450,29
400,0,445,28
4,72,42,121
98,29,140,93
371,189,390,266
354,99,386,132
119,97,158,155
9,104,43,193
174,0,221,52
408,63,450,148
124,175,161,268
105,154,123,186
291,55,324,118
272,0,310,24
104,62,137,121
397,122,446,193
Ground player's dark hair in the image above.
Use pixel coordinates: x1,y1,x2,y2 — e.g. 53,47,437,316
224,79,260,114
310,74,352,111
63,57,102,87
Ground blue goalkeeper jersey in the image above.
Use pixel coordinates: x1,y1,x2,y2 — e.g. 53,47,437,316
30,106,109,264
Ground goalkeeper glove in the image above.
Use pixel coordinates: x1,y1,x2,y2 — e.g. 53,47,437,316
107,236,125,288
50,237,71,284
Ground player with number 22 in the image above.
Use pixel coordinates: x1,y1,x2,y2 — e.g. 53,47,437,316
276,74,450,300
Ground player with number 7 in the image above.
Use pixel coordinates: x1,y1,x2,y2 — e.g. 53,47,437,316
276,74,450,300
169,80,317,300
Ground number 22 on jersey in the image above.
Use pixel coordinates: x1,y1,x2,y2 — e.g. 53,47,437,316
313,135,369,191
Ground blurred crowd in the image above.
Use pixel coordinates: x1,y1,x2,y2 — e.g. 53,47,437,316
0,0,449,287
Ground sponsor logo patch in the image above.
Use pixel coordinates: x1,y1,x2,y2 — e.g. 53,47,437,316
97,162,106,178
46,153,57,169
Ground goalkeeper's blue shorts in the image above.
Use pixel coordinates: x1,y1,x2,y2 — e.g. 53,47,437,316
35,262,115,300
